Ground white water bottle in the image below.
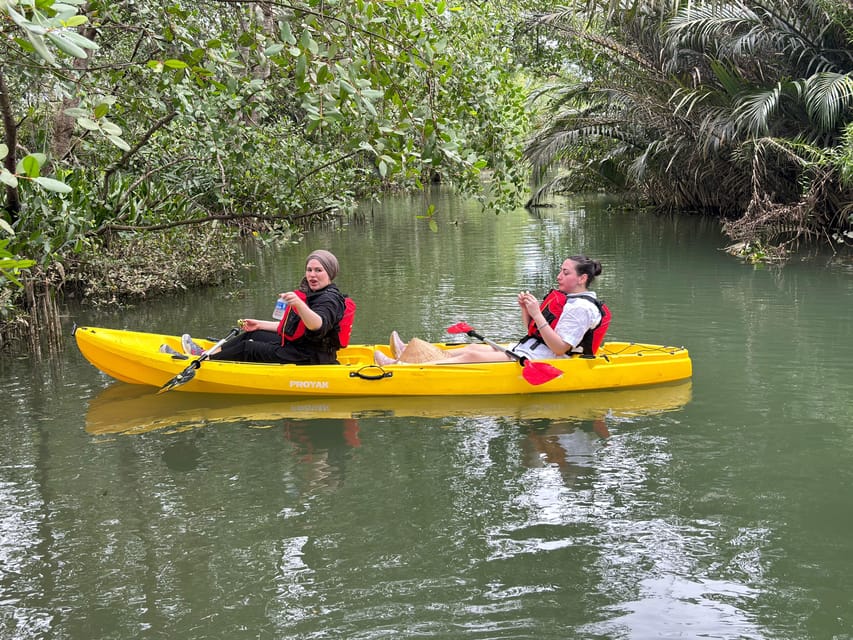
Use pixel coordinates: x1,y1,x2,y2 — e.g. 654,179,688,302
272,296,287,320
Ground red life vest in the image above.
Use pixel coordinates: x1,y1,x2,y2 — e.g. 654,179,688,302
526,290,611,356
276,291,357,348
337,297,356,347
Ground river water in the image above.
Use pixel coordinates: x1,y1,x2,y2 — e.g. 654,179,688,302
2,190,853,639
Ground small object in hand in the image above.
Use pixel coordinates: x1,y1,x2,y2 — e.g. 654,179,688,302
272,297,287,320
238,319,246,328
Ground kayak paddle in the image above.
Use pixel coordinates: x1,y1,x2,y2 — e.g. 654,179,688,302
157,327,241,394
446,322,563,386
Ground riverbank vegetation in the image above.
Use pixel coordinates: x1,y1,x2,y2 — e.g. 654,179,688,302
525,0,853,261
2,0,852,351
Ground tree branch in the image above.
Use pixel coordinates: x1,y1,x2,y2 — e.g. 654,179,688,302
102,109,179,198
293,150,359,189
112,155,203,218
93,208,340,235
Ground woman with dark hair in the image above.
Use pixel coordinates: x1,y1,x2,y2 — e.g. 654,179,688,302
178,250,349,365
377,255,607,365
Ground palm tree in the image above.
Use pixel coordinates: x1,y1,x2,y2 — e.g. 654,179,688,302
526,0,853,255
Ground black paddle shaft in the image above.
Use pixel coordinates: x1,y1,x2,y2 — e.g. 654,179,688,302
465,329,527,364
157,327,241,394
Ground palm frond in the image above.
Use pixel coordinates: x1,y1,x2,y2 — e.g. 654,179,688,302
733,84,784,136
709,59,749,98
802,72,853,132
666,2,758,48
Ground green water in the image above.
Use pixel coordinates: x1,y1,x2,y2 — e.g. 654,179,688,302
2,191,853,639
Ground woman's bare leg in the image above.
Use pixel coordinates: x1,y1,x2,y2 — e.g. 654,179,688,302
383,338,513,365
431,344,512,364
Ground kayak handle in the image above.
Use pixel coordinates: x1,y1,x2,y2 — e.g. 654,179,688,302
350,365,394,381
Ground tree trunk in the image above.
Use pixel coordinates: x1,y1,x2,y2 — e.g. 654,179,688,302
52,24,96,163
0,66,20,222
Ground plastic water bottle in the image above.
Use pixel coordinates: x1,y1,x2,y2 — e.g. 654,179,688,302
272,297,287,320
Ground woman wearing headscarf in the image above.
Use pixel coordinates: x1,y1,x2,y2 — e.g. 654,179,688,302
205,249,348,364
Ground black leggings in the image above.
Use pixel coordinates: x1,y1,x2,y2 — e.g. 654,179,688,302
209,330,317,364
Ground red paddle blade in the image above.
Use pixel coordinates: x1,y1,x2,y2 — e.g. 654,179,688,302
521,360,563,385
447,322,474,334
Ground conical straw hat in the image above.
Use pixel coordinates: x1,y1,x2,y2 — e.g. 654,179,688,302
398,338,446,363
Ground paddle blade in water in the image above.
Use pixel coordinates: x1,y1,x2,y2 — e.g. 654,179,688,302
158,363,198,394
521,361,563,385
157,328,240,394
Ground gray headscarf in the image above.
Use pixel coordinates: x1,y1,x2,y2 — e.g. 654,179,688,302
305,249,339,281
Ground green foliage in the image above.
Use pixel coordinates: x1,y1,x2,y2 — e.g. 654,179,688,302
0,236,35,287
0,143,70,194
0,219,35,320
1,0,536,304
0,0,98,66
834,122,853,189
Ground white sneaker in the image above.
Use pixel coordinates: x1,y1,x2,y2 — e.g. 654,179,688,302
181,334,204,356
374,350,397,366
390,331,407,358
159,344,188,359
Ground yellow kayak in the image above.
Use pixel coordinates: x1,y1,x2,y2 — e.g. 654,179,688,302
86,379,692,436
74,326,692,397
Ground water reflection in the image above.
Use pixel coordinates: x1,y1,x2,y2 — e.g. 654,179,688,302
520,418,610,486
160,440,202,472
280,418,361,491
587,575,762,638
84,382,692,500
83,381,692,436
484,410,768,640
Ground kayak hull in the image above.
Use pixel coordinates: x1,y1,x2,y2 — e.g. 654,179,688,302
73,326,693,397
